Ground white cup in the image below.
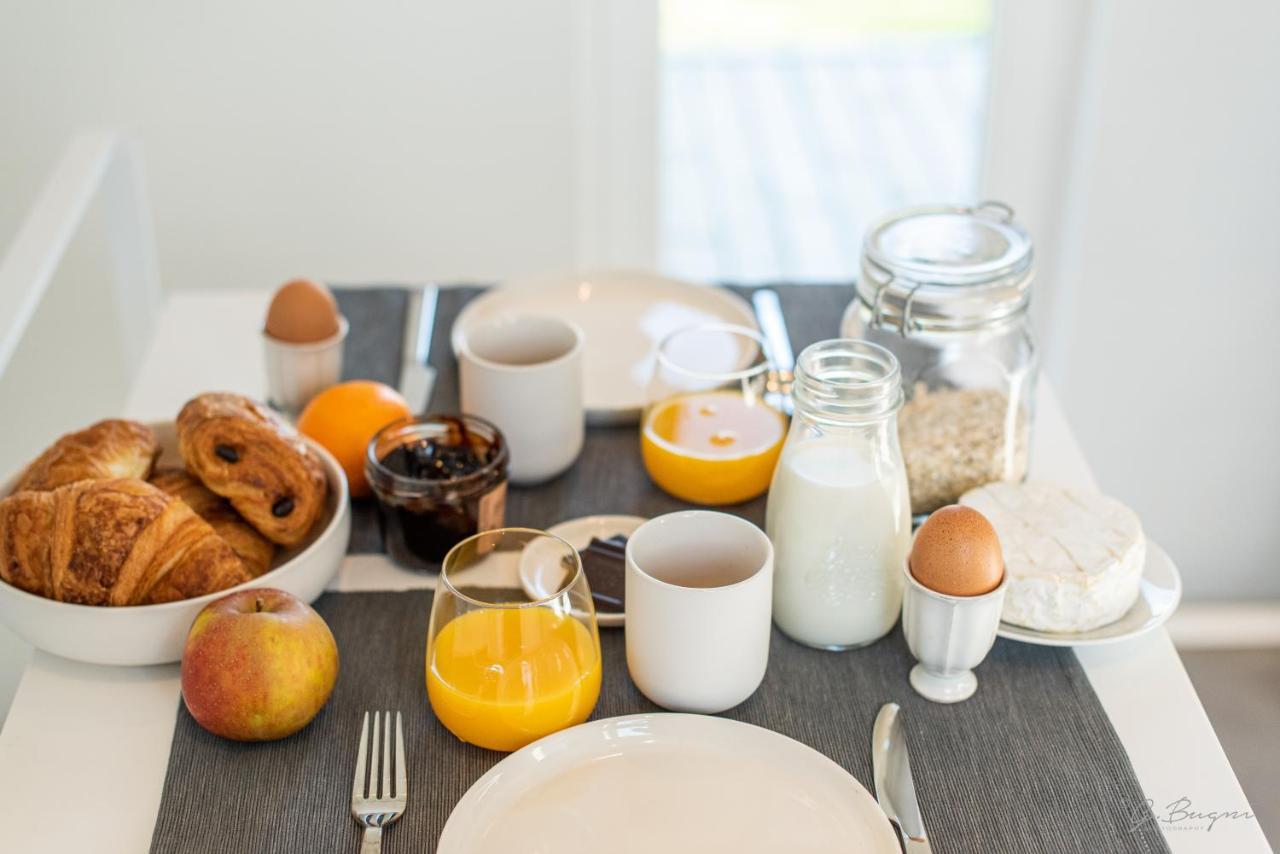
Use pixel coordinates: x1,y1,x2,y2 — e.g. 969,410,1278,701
625,511,773,713
458,315,585,485
262,315,349,413
901,559,1008,704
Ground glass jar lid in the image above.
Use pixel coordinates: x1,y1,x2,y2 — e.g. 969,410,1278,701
858,201,1034,332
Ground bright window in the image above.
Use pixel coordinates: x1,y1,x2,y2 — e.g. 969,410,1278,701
660,0,993,282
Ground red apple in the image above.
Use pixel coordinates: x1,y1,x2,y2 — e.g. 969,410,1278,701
181,588,339,741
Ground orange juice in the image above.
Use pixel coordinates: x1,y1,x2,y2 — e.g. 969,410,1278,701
641,390,786,504
426,607,601,752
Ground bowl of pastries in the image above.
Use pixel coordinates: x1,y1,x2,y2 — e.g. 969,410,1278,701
0,392,350,665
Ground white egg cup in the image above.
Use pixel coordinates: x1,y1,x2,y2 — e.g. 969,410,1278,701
901,559,1008,704
262,315,349,414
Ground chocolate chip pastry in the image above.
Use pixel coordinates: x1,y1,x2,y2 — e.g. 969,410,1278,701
176,393,327,546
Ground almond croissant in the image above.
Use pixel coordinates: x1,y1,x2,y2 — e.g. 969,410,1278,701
0,479,251,606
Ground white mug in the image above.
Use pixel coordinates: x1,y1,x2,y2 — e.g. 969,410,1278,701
262,315,349,413
458,315,585,485
901,558,1008,704
625,511,773,713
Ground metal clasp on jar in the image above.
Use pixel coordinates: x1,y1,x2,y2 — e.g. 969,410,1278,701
869,277,927,338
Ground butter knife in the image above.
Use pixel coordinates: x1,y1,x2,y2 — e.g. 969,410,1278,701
872,703,933,853
751,289,794,414
399,284,439,415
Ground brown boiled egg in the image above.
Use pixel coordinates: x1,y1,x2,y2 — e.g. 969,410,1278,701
909,505,1004,596
264,279,341,343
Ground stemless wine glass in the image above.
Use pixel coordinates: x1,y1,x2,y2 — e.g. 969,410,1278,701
426,528,602,753
640,323,786,505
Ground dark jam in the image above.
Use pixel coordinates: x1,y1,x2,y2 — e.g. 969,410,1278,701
380,434,494,481
372,416,507,570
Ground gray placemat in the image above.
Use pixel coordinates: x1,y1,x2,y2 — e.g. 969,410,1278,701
151,285,1169,854
332,286,411,553
333,286,411,389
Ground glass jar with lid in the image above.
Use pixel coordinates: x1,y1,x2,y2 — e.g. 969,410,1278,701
840,202,1036,519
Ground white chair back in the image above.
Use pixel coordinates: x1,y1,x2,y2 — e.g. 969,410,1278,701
0,133,162,475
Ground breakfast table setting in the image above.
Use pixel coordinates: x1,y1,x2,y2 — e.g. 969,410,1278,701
0,205,1270,853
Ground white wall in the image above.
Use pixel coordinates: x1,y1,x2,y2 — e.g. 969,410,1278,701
0,0,656,292
990,0,1280,599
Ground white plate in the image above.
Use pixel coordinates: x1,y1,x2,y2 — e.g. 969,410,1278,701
0,420,350,666
451,270,758,425
996,539,1183,647
518,515,644,628
437,713,900,854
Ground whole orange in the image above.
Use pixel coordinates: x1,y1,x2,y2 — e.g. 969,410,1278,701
297,380,412,497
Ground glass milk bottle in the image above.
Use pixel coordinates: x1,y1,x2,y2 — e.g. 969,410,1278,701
766,340,911,649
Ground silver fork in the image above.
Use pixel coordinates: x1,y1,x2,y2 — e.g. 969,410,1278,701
351,711,407,853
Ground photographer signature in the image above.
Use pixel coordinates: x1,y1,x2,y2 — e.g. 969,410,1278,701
1130,797,1255,833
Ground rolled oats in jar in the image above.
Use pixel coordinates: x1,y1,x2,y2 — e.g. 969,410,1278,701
840,202,1037,518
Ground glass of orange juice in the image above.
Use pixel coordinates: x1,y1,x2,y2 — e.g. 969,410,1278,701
641,324,787,505
426,528,602,752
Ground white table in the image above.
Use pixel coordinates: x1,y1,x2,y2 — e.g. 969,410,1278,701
0,291,1270,853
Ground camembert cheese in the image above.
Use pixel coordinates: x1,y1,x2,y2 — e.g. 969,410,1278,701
959,482,1144,633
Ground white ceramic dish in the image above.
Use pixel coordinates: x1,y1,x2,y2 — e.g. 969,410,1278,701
518,514,644,628
0,420,350,666
451,270,758,425
996,539,1182,647
437,713,899,854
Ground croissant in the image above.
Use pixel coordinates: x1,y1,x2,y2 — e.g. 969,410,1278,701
0,479,251,606
15,419,158,493
150,467,276,577
176,393,327,546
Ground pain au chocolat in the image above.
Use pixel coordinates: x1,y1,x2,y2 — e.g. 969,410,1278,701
176,393,327,547
0,478,251,606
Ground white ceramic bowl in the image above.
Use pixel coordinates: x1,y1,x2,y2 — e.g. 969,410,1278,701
0,421,350,666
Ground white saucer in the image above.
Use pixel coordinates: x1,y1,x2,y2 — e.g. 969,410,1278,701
996,539,1183,647
451,270,757,425
518,515,644,628
437,714,900,854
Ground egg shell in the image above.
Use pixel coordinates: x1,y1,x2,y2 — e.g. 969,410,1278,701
265,279,341,343
909,505,1004,597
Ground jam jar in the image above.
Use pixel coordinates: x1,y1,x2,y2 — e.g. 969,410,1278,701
840,202,1037,519
365,414,509,570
